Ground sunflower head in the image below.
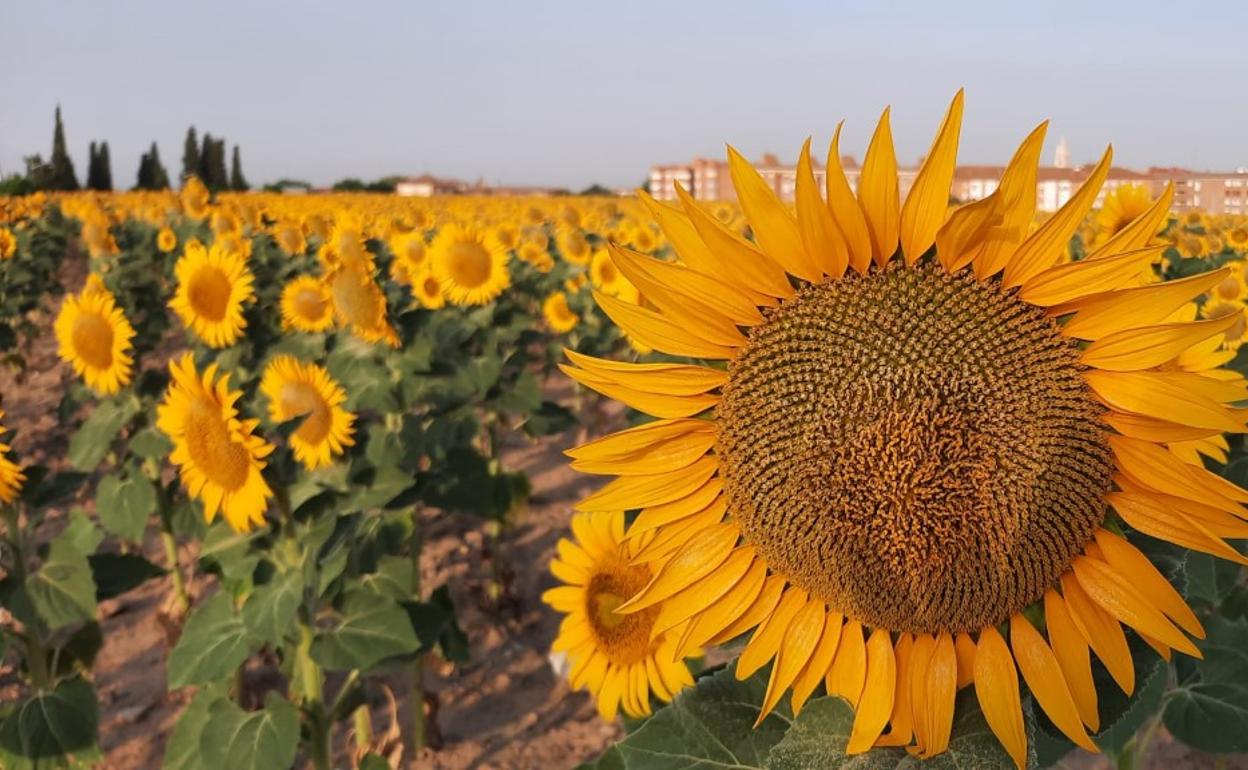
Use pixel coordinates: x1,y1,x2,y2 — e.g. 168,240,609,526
0,410,25,504
0,227,18,259
429,224,511,305
260,355,355,471
280,276,334,333
180,176,211,221
589,249,626,296
275,222,308,257
542,291,579,333
543,511,696,720
412,267,446,310
558,228,593,266
560,92,1246,766
54,276,136,395
169,240,256,348
327,261,400,347
157,227,178,253
1094,184,1153,245
156,353,274,532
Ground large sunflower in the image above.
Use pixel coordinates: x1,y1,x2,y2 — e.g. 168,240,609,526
169,239,256,348
280,275,335,333
429,224,511,305
557,92,1248,766
543,511,696,720
157,353,274,532
0,410,25,504
54,275,136,395
260,355,355,471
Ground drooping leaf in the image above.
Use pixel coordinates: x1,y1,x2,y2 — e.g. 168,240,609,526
26,536,97,630
311,590,419,671
168,593,254,688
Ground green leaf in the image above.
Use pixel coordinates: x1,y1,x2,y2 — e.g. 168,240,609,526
1164,616,1248,753
61,507,104,555
95,471,157,542
242,570,304,645
403,585,469,662
129,427,173,459
577,745,625,770
1087,637,1168,756
89,552,166,600
26,536,97,630
493,371,542,414
311,590,419,672
1184,551,1242,607
68,398,139,471
168,593,254,688
162,688,224,770
767,690,1029,770
349,465,417,510
356,555,414,601
198,693,299,770
24,468,89,509
0,676,99,760
614,664,793,770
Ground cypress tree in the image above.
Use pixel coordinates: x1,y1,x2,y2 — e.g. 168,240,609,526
99,142,113,190
198,132,213,184
135,150,152,190
49,106,80,191
229,145,249,191
148,142,170,189
182,126,200,181
86,141,100,189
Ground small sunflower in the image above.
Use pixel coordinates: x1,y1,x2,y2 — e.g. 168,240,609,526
558,228,593,266
0,227,17,259
157,353,274,532
543,511,696,720
1211,262,1247,303
180,176,211,221
1094,184,1153,245
54,275,136,395
388,232,428,286
412,268,446,310
429,224,511,305
169,240,255,348
157,227,178,253
561,92,1248,766
260,356,355,471
589,249,627,297
275,222,307,257
327,260,400,347
1228,225,1248,251
0,410,25,504
542,291,579,333
280,276,334,333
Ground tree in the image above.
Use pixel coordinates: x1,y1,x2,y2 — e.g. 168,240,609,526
229,145,249,191
48,106,79,191
578,183,614,196
182,126,200,182
135,142,170,190
198,134,228,191
86,141,100,189
98,142,113,190
86,141,113,191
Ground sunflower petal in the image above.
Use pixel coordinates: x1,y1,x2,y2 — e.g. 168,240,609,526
1081,315,1240,371
1105,411,1220,443
736,586,808,680
790,611,844,715
594,290,737,359
1109,492,1248,565
846,628,897,754
858,108,901,266
756,597,826,725
675,183,794,300
575,456,719,512
1060,572,1135,694
680,561,769,655
629,479,724,534
1071,555,1201,657
727,146,821,282
1093,529,1203,638
1088,183,1174,258
875,634,914,747
796,138,848,279
606,241,763,326
1056,268,1230,340
1044,590,1099,730
936,194,1000,273
616,522,738,613
899,90,964,265
652,546,756,637
826,619,867,708
1088,372,1244,433
972,121,1047,280
1110,436,1247,512
1010,614,1097,751
912,633,957,758
1019,246,1165,307
826,123,874,273
973,626,1028,770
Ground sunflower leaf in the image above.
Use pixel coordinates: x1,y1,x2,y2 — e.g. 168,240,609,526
0,676,99,762
26,536,97,631
310,590,419,672
168,592,254,689
67,398,139,471
197,693,299,770
1163,615,1248,753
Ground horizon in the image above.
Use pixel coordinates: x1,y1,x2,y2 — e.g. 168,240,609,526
3,0,1247,190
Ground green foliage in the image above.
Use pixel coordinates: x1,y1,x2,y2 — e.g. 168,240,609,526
1164,616,1248,753
0,677,99,765
167,593,254,688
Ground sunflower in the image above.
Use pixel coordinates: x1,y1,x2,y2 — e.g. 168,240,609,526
559,92,1248,767
1094,184,1153,246
558,228,593,266
280,276,334,333
169,240,255,348
388,232,427,286
260,356,355,471
1211,262,1247,303
157,226,178,253
275,222,307,257
180,176,211,221
326,260,400,347
589,249,627,296
412,268,446,310
54,275,136,395
1228,225,1248,251
0,410,25,504
157,353,274,532
543,511,696,720
429,224,511,305
543,291,579,333
0,227,17,259
1200,298,1248,350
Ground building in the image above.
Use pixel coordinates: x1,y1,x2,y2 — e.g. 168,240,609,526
651,145,1248,213
395,174,470,197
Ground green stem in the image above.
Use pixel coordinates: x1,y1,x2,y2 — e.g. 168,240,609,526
353,704,373,751
1116,711,1164,770
3,505,50,690
160,529,190,615
409,509,426,756
296,621,331,770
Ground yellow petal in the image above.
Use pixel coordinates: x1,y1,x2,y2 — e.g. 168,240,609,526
638,190,777,308
875,633,914,747
1110,436,1247,513
607,243,749,348
912,633,957,758
827,619,867,708
593,290,737,360
560,366,719,419
1044,590,1100,730
674,183,794,300
858,108,900,266
1056,268,1230,340
1138,489,1248,538
954,632,976,689
1019,246,1165,307
727,145,821,282
616,522,738,613
1088,372,1244,433
1088,183,1174,258
846,628,897,754
1109,492,1248,565
629,499,728,565
652,546,756,636
1010,614,1097,751
1105,411,1220,443
1093,529,1203,639
826,123,875,273
736,586,808,680
1081,315,1241,371
606,240,763,326
679,560,768,656
972,121,1047,280
936,193,1000,273
629,478,724,534
899,90,964,265
575,456,719,512
1071,555,1200,657
790,610,844,715
567,418,717,475
1060,572,1135,695
795,138,848,279
1003,145,1112,289
756,597,826,725
565,350,728,392
973,626,1028,770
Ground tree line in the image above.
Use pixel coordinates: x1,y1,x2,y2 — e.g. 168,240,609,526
0,106,250,195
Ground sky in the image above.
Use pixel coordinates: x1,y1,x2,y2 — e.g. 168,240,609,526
2,0,1246,190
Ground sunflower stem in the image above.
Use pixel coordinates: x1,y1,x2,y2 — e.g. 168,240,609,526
152,473,190,616
296,619,331,770
3,505,50,691
408,507,427,757
352,703,373,752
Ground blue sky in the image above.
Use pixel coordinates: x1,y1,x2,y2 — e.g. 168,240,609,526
2,0,1245,189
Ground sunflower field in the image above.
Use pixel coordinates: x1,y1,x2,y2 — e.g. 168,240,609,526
2,94,1248,770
